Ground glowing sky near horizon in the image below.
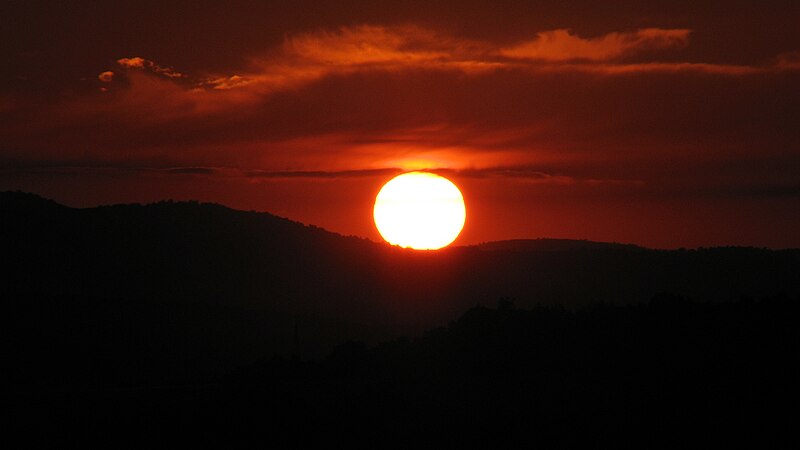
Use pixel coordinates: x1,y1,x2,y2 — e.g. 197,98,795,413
1,1,799,248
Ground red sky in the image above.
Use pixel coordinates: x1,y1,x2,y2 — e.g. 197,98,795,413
2,1,799,248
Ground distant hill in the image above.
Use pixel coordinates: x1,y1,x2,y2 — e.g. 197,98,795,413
2,191,799,389
476,238,646,252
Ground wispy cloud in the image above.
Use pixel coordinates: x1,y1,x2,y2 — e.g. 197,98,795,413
180,25,789,97
103,26,797,104
282,25,453,66
117,56,185,79
543,61,763,75
245,168,401,179
499,28,691,61
0,164,639,187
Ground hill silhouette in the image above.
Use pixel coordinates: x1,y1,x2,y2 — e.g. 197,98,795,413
476,238,646,252
2,191,800,392
213,294,796,446
7,296,796,446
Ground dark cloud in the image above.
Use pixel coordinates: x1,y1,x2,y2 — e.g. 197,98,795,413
161,166,218,175
245,168,400,179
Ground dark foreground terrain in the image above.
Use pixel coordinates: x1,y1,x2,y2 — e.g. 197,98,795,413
2,192,799,446
6,295,798,447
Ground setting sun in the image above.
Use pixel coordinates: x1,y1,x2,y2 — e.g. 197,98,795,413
373,171,466,250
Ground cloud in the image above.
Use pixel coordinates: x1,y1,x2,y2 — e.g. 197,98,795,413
97,71,114,82
0,164,638,188
283,25,450,66
245,168,400,179
500,28,691,61
201,25,487,95
544,61,762,75
151,64,184,79
237,165,641,187
117,57,146,69
117,56,185,79
187,25,771,98
104,26,785,106
205,75,251,90
4,24,798,196
161,166,219,175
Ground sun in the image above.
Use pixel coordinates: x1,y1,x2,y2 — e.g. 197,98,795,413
373,171,466,250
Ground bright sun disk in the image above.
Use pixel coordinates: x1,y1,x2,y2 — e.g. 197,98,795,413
373,171,466,250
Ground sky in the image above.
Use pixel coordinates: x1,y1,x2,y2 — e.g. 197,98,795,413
2,1,799,248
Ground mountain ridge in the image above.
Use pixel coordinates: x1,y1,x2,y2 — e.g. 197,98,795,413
3,191,799,388
6,190,787,252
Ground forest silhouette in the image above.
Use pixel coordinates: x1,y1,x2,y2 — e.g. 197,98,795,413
2,191,798,445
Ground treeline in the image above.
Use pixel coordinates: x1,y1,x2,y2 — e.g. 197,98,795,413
6,293,796,446
213,293,795,446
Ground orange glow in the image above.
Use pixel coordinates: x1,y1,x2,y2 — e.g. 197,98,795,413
499,28,690,61
373,172,466,250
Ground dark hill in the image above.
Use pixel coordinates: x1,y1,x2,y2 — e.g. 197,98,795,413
476,238,645,252
214,295,796,446
2,191,799,389
9,296,797,447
